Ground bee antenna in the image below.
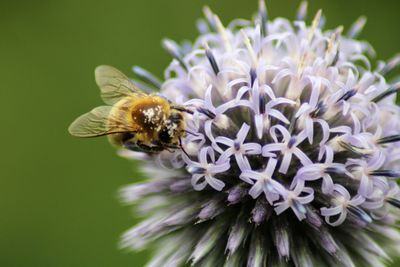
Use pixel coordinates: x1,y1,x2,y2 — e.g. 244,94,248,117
172,105,194,115
183,108,194,115
178,137,190,158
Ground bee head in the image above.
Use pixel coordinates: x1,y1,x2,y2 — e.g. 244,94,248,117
158,111,184,145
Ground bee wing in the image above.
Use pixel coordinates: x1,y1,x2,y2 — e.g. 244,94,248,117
95,65,147,105
68,106,132,137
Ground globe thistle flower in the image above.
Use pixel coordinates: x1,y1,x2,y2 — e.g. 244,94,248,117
119,1,400,266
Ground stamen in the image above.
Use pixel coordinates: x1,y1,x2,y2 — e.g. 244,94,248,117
250,68,257,88
345,164,358,172
387,198,400,209
347,205,372,224
338,141,372,157
259,91,266,114
337,89,357,102
233,141,241,151
214,15,232,52
288,137,297,149
380,54,400,76
310,101,326,118
370,170,400,178
371,83,400,103
377,134,400,144
288,116,298,134
347,16,367,39
196,19,209,34
326,26,342,66
132,66,162,88
241,30,258,67
330,50,340,67
197,107,216,119
202,6,217,31
162,39,188,71
330,26,343,43
308,9,322,43
258,0,268,37
188,166,206,174
325,167,344,175
296,1,308,21
204,42,220,75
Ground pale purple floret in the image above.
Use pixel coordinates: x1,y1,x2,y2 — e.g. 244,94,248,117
321,184,367,226
370,181,400,219
213,123,261,171
274,182,314,221
240,158,285,203
346,151,389,197
239,81,295,139
262,125,312,174
295,77,331,144
186,86,237,142
185,146,230,191
293,145,348,194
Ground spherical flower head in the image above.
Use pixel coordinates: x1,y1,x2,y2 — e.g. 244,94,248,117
120,1,400,266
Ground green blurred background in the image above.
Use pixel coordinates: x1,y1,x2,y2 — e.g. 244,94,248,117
1,0,399,266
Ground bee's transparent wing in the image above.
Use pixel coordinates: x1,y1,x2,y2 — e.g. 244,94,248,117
95,65,147,105
68,106,131,137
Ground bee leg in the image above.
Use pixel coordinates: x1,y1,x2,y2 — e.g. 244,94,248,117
121,133,140,151
178,137,190,157
161,142,189,157
150,140,175,153
137,141,164,153
122,141,141,152
163,144,180,149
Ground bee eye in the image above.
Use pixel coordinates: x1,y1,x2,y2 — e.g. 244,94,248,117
159,128,172,143
169,112,182,123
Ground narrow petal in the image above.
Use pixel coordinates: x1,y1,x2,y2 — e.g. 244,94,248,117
305,117,314,144
191,174,207,190
210,162,230,173
236,123,250,143
254,114,264,139
269,109,290,124
274,201,290,215
215,136,234,147
293,147,313,166
243,143,262,154
249,180,264,198
205,175,225,191
263,143,284,154
279,152,293,174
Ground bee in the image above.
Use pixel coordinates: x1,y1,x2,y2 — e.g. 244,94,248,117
68,65,192,154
